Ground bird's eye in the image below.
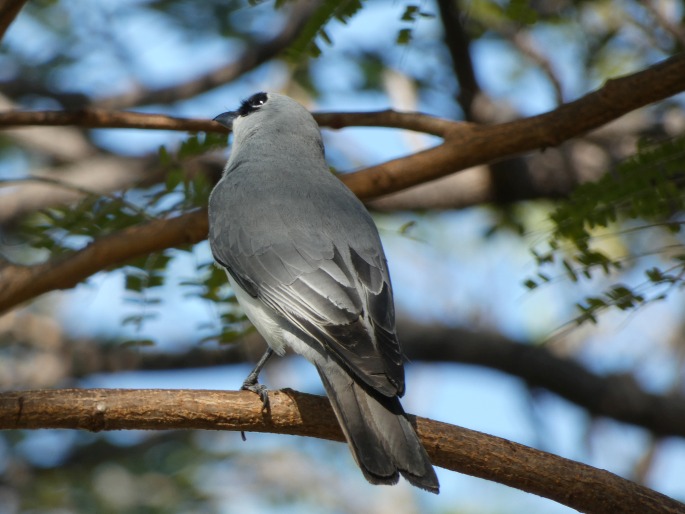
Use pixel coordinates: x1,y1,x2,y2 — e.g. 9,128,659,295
251,96,266,107
238,92,268,117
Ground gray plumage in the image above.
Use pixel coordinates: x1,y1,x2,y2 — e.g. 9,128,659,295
208,92,439,493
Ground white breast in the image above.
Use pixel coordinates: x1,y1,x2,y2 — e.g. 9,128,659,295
227,273,327,366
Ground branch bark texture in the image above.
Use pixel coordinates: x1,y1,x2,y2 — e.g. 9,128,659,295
0,388,682,514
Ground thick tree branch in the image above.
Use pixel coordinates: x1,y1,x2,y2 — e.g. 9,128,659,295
344,53,685,199
0,54,681,202
36,320,685,439
0,388,682,514
0,210,207,312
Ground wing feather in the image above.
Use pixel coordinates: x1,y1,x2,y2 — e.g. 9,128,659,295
208,170,405,396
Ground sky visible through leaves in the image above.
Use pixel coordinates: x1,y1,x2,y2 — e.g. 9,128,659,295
4,1,685,512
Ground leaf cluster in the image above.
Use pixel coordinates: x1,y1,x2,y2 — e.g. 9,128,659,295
17,131,247,344
527,135,685,324
281,1,435,59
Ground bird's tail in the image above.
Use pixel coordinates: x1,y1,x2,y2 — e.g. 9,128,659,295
316,363,439,493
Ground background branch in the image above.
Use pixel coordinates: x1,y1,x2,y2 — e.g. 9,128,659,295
91,0,322,110
0,387,682,514
0,210,207,313
0,109,225,132
0,54,680,202
0,108,453,136
0,0,26,42
436,0,481,118
1,55,683,314
12,316,683,439
400,322,685,438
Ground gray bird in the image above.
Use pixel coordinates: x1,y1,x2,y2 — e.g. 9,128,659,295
208,92,439,493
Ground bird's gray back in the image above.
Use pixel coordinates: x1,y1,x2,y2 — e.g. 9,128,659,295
209,156,404,395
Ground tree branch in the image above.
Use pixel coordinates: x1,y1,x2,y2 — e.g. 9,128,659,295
0,55,683,313
0,54,681,202
91,0,322,110
0,388,682,514
436,0,481,118
0,109,225,132
36,320,685,439
644,0,685,48
400,322,685,438
344,53,685,199
0,108,453,136
0,0,27,42
0,210,207,313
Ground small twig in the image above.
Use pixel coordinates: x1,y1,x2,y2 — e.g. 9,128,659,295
509,30,565,105
0,177,153,220
0,0,27,42
92,0,323,110
644,0,685,47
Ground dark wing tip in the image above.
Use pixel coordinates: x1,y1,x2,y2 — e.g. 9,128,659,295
400,469,440,494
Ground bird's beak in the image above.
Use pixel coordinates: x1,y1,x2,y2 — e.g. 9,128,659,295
213,111,238,130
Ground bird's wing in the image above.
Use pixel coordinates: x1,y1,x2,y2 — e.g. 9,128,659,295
209,181,405,397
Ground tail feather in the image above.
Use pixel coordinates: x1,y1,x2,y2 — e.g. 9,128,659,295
317,363,439,493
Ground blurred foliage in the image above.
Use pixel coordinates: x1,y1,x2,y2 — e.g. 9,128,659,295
283,0,364,58
526,135,685,324
2,431,228,513
13,129,241,344
1,0,684,511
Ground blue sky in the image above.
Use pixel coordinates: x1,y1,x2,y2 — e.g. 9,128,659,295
6,1,685,512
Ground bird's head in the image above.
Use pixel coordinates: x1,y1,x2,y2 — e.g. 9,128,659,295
214,92,321,146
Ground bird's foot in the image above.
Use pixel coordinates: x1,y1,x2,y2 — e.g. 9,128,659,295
241,377,270,412
240,347,274,412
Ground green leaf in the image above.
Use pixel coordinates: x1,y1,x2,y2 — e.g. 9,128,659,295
396,28,412,45
398,220,416,235
165,167,183,192
284,0,364,60
562,259,578,282
401,5,419,22
125,274,145,292
120,339,156,348
526,137,685,325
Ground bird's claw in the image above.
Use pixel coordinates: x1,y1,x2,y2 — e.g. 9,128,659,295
242,380,270,411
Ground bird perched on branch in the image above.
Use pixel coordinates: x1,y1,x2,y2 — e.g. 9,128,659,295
208,92,439,493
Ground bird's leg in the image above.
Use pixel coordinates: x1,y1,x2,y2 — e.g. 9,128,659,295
241,347,274,411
